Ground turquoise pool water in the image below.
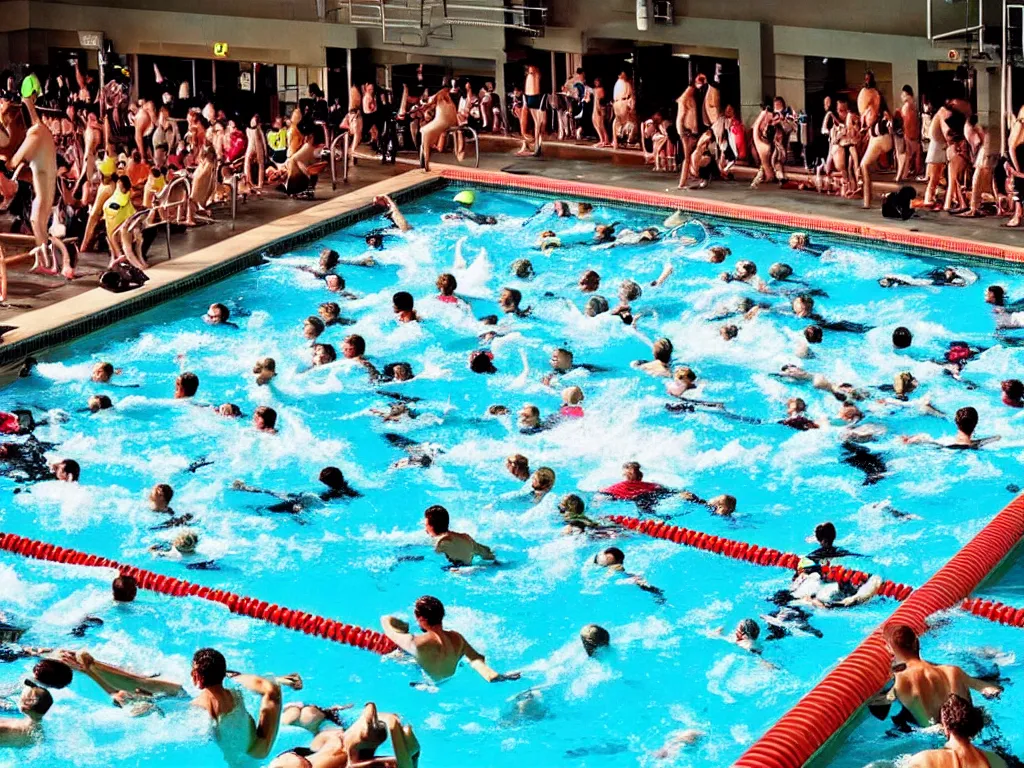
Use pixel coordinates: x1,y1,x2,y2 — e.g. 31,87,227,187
1,187,1022,767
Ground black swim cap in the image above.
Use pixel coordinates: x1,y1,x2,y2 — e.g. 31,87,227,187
892,327,912,349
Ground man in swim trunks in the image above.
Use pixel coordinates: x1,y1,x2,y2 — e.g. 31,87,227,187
872,624,1001,731
676,77,700,188
191,647,303,762
380,596,520,682
424,505,495,566
903,693,1007,768
0,680,51,746
518,64,545,157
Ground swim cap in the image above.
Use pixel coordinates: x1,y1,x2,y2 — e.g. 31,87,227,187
97,156,116,178
453,189,476,206
20,73,41,99
892,327,912,349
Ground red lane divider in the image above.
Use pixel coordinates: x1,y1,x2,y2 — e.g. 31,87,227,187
0,532,397,655
607,515,1024,626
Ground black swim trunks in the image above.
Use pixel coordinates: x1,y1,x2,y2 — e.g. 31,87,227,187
525,94,543,110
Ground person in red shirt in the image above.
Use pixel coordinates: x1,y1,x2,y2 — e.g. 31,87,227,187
598,462,669,503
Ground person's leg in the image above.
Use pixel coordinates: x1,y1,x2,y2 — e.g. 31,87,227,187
531,108,544,154
944,154,966,210
677,134,695,188
420,122,441,170
924,162,941,205
518,106,530,152
382,713,421,768
860,137,886,208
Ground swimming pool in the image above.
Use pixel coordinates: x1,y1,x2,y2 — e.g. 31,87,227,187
1,184,1023,768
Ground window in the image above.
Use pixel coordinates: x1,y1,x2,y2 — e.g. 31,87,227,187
277,65,322,116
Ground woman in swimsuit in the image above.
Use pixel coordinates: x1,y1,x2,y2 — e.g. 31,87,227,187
750,103,776,186
592,79,610,148
419,89,460,172
860,108,893,208
244,114,267,192
905,694,1006,768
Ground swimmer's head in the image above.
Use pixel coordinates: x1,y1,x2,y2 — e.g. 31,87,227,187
319,466,347,490
551,347,574,372
580,624,610,657
254,405,277,432
720,324,738,341
52,459,80,482
652,338,673,364
423,504,450,535
885,624,920,659
218,403,242,418
365,233,384,250
88,394,112,412
319,301,341,322
985,285,1005,306
18,681,52,720
673,366,696,384
558,493,585,518
594,224,615,242
506,453,530,480
736,619,760,643
892,326,912,349
622,461,642,481
312,343,337,366
325,274,344,292
562,386,584,406
804,325,823,344
414,595,445,629
205,303,230,324
33,659,73,689
112,574,137,603
487,405,509,416
499,287,523,313
839,402,863,423
789,232,809,250
585,295,609,317
708,246,730,264
709,494,736,516
192,648,227,689
940,694,984,741
519,404,540,427
386,362,414,381
531,467,556,492
175,371,200,399
319,248,340,272
342,334,366,359
787,397,806,415
734,260,757,280
578,202,593,216
815,521,837,547
469,350,497,374
253,357,276,375
304,315,325,339
92,361,115,383
955,406,978,436
1002,378,1024,403
768,262,793,280
392,291,415,315
173,530,199,554
553,200,571,217
595,547,624,567
436,273,457,296
792,295,814,318
619,280,642,303
893,371,917,396
150,483,173,509
579,270,600,293
511,259,535,279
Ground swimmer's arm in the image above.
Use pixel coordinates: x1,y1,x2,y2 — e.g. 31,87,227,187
973,436,1002,448
900,433,938,446
230,480,288,499
0,716,33,735
650,263,673,288
964,671,1003,698
472,539,496,561
678,489,709,506
461,638,520,682
380,616,418,655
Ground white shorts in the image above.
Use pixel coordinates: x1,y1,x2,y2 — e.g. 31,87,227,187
926,139,947,165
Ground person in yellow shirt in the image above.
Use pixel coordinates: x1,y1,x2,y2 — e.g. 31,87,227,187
266,117,287,164
103,175,147,272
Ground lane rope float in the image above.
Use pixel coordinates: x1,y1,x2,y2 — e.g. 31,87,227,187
0,532,397,655
607,515,1024,626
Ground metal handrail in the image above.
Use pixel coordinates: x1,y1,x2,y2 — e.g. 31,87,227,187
330,129,350,190
445,124,480,168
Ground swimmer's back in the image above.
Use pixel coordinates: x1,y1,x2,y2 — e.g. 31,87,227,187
907,748,1005,768
895,661,972,725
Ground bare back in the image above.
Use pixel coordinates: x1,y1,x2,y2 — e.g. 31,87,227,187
525,68,540,97
909,747,1004,768
895,661,973,726
412,628,467,681
902,99,920,140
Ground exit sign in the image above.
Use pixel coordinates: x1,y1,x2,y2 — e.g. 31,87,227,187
213,42,229,57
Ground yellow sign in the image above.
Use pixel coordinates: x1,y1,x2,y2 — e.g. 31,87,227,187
213,42,229,58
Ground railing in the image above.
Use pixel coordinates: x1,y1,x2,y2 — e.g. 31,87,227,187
330,129,350,190
445,124,480,168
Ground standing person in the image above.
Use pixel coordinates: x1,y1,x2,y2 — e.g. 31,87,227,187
676,77,699,187
1007,106,1024,227
702,73,721,133
860,108,893,209
266,117,288,164
75,109,101,196
611,71,637,149
244,114,267,191
134,99,156,160
592,78,610,147
771,96,796,183
959,115,995,217
151,106,180,171
517,64,545,157
750,101,776,187
924,98,965,208
900,85,922,178
419,89,460,171
381,596,520,682
190,647,303,762
344,85,364,162
362,82,379,150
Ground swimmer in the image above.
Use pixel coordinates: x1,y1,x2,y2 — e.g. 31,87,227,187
804,521,861,564
780,397,820,431
879,266,977,289
558,494,608,534
174,372,200,400
720,324,739,341
707,245,731,264
791,295,872,333
578,270,601,293
632,338,674,377
87,394,113,412
893,326,913,349
233,466,360,512
505,453,530,481
877,372,946,417
113,574,137,602
91,361,120,383
789,557,882,609
424,505,495,566
33,649,184,702
714,618,763,654
528,467,556,503
902,406,1000,449
149,483,174,513
217,404,242,418
469,350,497,374
311,344,337,368
593,547,665,602
50,458,80,482
436,273,461,305
559,386,584,418
868,625,1002,730
1001,379,1023,407
253,406,278,434
204,303,237,326
499,287,531,317
580,624,610,657
788,232,829,257
597,462,672,509
323,275,357,299
304,316,325,340
0,681,51,746
380,596,520,682
585,295,609,317
511,259,534,279
720,260,769,292
191,648,303,762
593,224,616,244
318,302,352,327
541,348,606,387
381,362,415,383
679,491,737,516
342,335,381,380
538,230,561,253
518,404,545,434
372,194,411,232
254,357,276,385
903,694,1008,768
393,292,418,323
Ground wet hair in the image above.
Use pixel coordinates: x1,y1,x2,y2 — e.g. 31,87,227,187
470,350,497,374
314,343,337,364
892,327,912,349
177,372,200,397
33,659,73,689
788,397,807,413
1002,379,1024,402
501,287,523,309
804,326,823,344
532,467,556,490
940,694,984,740
424,504,450,533
319,301,341,319
305,316,325,335
192,647,227,688
894,371,916,395
59,459,81,481
393,291,414,312
319,466,346,489
652,338,673,363
885,624,920,657
735,260,757,278
365,233,383,249
414,595,445,625
674,366,696,383
559,493,585,517
579,270,600,289
623,461,642,480
721,324,738,340
793,295,814,313
738,618,760,641
219,403,242,417
112,574,138,602
90,394,113,410
987,285,1005,305
955,406,978,436
580,624,610,656
507,453,529,475
436,273,457,295
385,362,414,381
814,522,836,547
708,246,730,263
768,262,793,280
319,248,340,270
210,303,230,321
23,683,53,715
601,547,624,565
562,386,584,405
173,530,199,553
255,405,277,429
95,361,114,378
619,280,642,302
325,274,346,290
344,334,366,356
154,483,174,503
511,259,534,278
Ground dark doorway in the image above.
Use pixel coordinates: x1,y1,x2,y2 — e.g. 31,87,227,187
918,61,976,113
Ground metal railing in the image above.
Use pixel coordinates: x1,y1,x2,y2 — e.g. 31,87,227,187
330,130,350,190
445,124,480,168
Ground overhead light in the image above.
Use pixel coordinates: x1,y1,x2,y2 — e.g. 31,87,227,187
673,53,690,58
822,57,828,63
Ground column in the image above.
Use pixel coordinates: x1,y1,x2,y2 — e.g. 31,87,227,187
494,49,507,123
